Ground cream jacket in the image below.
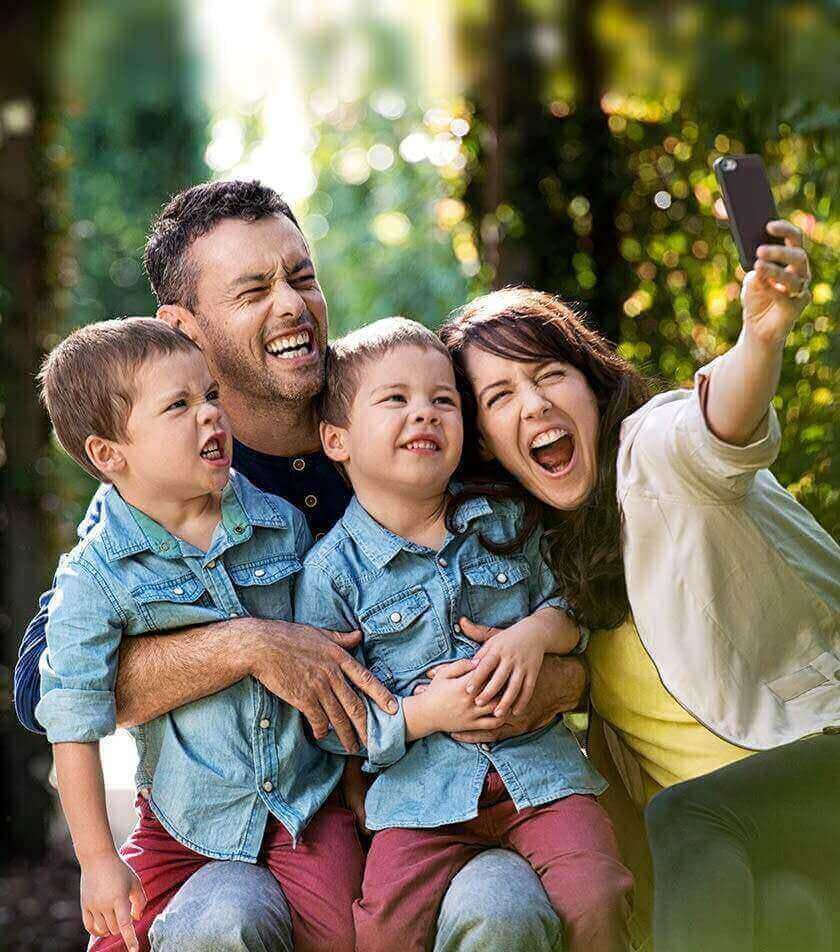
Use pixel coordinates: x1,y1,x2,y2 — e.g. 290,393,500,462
617,361,840,749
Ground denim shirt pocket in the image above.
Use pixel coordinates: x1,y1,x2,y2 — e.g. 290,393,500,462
359,587,449,676
463,555,532,629
132,573,219,630
228,554,301,620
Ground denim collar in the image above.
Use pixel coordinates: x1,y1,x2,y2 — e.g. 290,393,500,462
341,491,493,570
99,470,288,562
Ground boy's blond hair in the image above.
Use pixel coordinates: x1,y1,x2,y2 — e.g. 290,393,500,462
38,317,200,481
318,317,452,428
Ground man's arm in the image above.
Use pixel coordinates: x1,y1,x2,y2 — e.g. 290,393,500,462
114,617,396,748
13,593,51,733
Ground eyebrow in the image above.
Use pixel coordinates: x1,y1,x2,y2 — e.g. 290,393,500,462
160,380,218,403
370,382,458,394
476,360,560,401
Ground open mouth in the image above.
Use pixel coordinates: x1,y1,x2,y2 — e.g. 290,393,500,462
265,328,315,361
402,437,441,455
200,434,227,463
529,427,575,475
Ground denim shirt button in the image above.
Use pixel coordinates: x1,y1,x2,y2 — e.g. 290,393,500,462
390,611,402,623
263,780,274,792
479,743,491,753
259,718,270,729
173,587,184,596
437,557,448,567
206,560,216,569
160,542,170,552
229,610,240,618
254,569,266,578
234,524,245,534
496,572,507,584
453,623,462,634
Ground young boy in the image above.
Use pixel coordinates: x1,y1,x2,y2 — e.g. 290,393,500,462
294,318,634,952
35,318,362,952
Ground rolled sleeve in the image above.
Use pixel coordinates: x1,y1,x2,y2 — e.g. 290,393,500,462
362,696,407,772
37,557,124,745
35,688,116,743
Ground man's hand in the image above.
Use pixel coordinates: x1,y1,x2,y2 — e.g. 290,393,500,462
418,653,587,744
248,620,396,752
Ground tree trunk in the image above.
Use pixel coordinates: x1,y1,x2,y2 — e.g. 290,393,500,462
0,1,64,862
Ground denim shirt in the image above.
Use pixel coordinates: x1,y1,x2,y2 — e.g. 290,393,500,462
36,471,343,860
294,493,605,831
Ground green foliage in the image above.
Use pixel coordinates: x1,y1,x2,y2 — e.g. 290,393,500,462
45,0,209,541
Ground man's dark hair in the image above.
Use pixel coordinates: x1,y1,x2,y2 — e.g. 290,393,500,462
144,179,301,310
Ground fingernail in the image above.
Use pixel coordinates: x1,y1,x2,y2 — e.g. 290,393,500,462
466,683,474,693
388,700,398,713
494,708,504,717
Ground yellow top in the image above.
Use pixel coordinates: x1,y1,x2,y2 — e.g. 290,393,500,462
587,617,753,804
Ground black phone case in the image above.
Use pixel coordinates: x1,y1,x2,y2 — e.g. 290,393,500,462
714,154,781,271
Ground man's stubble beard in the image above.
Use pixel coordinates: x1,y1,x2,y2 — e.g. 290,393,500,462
202,323,326,406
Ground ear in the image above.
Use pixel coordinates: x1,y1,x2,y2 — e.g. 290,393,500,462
320,421,350,463
157,304,203,347
85,435,127,479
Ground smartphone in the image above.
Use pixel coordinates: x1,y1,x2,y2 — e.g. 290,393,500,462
713,154,782,271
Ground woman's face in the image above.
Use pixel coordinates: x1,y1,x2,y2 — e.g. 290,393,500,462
463,344,600,510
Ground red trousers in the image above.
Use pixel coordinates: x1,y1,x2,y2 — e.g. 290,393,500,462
354,771,634,952
89,795,363,952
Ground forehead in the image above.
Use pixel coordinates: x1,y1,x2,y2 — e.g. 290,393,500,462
190,214,310,290
463,344,562,380
134,348,211,397
359,345,455,389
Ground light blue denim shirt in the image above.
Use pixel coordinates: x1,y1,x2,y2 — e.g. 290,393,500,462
37,470,343,860
294,493,605,831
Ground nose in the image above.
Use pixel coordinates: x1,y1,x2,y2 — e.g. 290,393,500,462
520,383,552,421
413,400,441,425
269,281,306,321
197,398,222,427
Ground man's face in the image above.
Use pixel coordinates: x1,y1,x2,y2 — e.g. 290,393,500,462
186,214,328,405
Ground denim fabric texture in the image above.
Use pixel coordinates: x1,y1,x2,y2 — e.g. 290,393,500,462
294,493,606,830
37,470,344,860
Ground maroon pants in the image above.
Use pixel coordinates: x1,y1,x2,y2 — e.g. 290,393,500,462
89,795,364,952
355,771,634,952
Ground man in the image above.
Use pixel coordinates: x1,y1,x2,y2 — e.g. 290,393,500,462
16,180,586,950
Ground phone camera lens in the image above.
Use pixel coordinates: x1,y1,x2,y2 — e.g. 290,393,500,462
722,158,737,172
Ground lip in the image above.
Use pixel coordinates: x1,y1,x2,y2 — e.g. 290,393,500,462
200,430,231,468
264,324,320,369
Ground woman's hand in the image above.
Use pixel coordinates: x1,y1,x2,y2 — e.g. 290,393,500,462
458,617,550,718
744,220,811,348
80,852,146,950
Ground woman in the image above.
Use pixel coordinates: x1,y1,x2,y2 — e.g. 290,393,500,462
439,220,840,952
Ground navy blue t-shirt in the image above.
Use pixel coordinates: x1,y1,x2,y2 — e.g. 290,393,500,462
13,443,352,733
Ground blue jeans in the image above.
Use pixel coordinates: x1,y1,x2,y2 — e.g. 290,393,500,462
149,849,564,951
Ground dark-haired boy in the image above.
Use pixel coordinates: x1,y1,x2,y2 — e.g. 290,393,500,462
295,318,633,952
37,318,362,952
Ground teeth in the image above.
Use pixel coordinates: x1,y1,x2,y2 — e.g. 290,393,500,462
201,438,223,459
405,440,438,451
530,428,568,450
266,331,312,355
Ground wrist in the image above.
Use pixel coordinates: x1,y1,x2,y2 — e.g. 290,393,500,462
403,694,437,741
243,618,287,678
77,843,119,867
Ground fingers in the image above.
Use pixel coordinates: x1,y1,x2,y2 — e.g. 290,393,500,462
426,658,476,680
493,668,525,718
458,617,499,642
302,700,331,740
434,657,479,680
115,899,140,952
91,911,110,938
756,243,809,275
321,686,361,751
755,259,809,294
465,655,497,695
450,728,502,743
327,628,362,649
343,657,397,714
82,909,97,936
330,675,369,748
513,673,536,716
412,682,429,695
766,220,802,247
130,881,147,919
474,659,513,706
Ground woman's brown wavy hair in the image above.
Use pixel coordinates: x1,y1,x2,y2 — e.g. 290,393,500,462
440,288,653,631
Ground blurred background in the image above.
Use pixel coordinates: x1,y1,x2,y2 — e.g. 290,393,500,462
1,0,837,947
